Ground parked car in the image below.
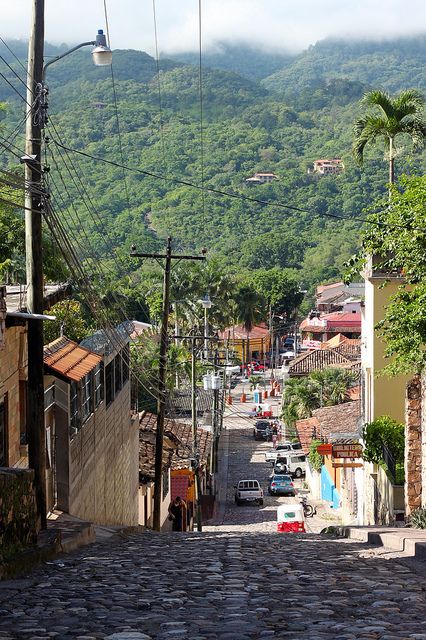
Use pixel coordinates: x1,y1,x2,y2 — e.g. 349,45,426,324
268,474,296,496
253,420,272,440
264,442,302,462
273,453,307,478
283,336,294,348
234,479,264,505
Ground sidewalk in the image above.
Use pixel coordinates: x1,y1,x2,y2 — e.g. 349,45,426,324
342,525,426,559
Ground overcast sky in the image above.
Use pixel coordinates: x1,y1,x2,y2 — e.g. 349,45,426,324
2,1,426,55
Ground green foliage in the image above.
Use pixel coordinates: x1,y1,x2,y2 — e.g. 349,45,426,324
308,439,324,472
281,368,357,427
409,507,426,529
356,175,426,374
362,416,405,464
43,300,93,344
249,375,263,390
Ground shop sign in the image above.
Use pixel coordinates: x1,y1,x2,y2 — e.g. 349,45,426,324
332,443,363,459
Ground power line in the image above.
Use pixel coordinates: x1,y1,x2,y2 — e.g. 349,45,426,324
0,36,28,74
49,137,422,232
197,0,206,244
151,0,168,186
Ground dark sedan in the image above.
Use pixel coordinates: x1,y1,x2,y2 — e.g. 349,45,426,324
268,474,296,496
253,420,271,441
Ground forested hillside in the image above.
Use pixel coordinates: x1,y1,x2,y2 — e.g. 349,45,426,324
1,36,426,300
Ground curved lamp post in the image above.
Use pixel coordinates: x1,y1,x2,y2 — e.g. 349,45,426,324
43,29,112,80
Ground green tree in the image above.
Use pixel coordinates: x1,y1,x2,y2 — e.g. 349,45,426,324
353,89,426,185
43,299,93,344
233,283,265,364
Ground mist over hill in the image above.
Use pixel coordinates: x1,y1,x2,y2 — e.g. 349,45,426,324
1,35,425,290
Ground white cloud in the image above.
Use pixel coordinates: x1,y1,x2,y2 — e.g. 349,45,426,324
1,0,425,55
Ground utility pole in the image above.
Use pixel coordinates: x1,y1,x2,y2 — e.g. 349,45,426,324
25,0,47,530
191,339,202,532
131,238,205,531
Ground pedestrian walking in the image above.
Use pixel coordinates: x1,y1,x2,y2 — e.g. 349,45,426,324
168,496,186,531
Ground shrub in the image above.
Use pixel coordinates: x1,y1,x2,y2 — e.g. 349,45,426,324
409,507,426,529
308,439,324,472
362,416,404,464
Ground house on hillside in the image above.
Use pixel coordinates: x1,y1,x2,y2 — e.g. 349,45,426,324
245,172,278,184
316,281,364,313
300,302,362,346
309,158,344,175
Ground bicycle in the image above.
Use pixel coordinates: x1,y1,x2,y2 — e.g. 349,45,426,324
300,495,316,518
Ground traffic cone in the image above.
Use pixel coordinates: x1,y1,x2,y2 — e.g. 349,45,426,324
227,394,233,405
270,388,275,397
240,392,246,403
263,390,268,399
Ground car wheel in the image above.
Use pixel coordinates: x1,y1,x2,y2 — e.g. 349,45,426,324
295,468,303,478
258,499,264,506
235,498,240,506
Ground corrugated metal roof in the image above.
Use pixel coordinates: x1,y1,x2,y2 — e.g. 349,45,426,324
44,336,102,382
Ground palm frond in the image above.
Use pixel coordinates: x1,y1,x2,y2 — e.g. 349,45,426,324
393,89,425,119
361,90,395,118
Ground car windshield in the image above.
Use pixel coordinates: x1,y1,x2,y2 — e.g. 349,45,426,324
256,423,269,430
273,475,291,483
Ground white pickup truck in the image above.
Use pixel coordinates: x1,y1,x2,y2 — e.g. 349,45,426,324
265,442,302,462
234,479,264,505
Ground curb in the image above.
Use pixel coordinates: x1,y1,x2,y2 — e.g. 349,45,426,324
342,526,426,559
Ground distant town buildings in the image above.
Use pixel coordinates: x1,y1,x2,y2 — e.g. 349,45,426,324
245,172,278,184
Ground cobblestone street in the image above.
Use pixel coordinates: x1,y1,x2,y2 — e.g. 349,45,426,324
0,405,425,639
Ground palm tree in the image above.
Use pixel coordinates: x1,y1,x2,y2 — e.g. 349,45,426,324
234,284,265,365
310,368,357,406
353,89,426,186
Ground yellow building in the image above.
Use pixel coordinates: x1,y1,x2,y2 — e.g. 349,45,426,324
218,324,270,365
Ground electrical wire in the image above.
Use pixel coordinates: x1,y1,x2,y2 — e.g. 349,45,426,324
0,36,27,74
102,0,131,209
48,138,421,232
197,0,206,244
0,52,28,91
0,69,28,104
151,0,168,186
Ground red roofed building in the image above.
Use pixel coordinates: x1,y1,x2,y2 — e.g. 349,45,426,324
300,304,361,345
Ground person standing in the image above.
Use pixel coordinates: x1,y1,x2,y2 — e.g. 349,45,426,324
168,496,186,531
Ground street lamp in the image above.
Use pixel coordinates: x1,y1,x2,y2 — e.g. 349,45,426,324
24,3,113,530
199,294,212,360
43,30,112,80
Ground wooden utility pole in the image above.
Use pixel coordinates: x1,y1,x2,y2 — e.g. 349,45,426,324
131,238,205,531
191,339,202,532
25,0,47,529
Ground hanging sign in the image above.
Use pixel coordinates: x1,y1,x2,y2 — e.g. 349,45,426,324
317,443,332,455
332,443,363,459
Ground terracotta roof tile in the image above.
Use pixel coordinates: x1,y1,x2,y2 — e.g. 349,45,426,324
288,349,352,376
44,336,102,382
294,417,320,453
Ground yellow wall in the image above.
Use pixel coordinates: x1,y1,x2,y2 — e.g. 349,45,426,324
363,277,408,423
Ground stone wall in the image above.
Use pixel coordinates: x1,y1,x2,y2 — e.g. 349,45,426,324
405,375,422,515
0,468,38,559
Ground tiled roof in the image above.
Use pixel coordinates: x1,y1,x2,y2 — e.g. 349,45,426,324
312,401,361,440
218,324,270,340
294,417,320,453
138,412,212,478
44,336,102,382
322,336,361,361
288,349,352,376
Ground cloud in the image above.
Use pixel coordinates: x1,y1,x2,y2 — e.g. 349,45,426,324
1,0,426,55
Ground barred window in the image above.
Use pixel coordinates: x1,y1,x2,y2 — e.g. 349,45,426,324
162,469,169,499
114,353,122,394
81,373,93,423
122,344,130,384
70,381,80,436
105,361,114,407
94,363,104,407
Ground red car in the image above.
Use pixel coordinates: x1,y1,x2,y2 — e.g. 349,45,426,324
247,361,266,373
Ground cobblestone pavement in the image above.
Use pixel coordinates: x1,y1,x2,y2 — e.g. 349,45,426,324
0,400,425,639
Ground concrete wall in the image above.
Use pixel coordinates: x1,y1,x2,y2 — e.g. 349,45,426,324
0,325,27,466
68,380,139,526
305,462,321,499
362,278,408,423
138,474,171,530
0,468,38,557
321,466,340,509
363,461,401,525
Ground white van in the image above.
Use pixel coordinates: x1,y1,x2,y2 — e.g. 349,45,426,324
273,453,306,478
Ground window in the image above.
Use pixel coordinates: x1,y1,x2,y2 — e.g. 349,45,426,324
81,373,93,423
0,395,8,466
114,354,122,394
70,381,80,436
105,361,114,406
94,363,104,407
162,469,169,499
122,344,130,385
